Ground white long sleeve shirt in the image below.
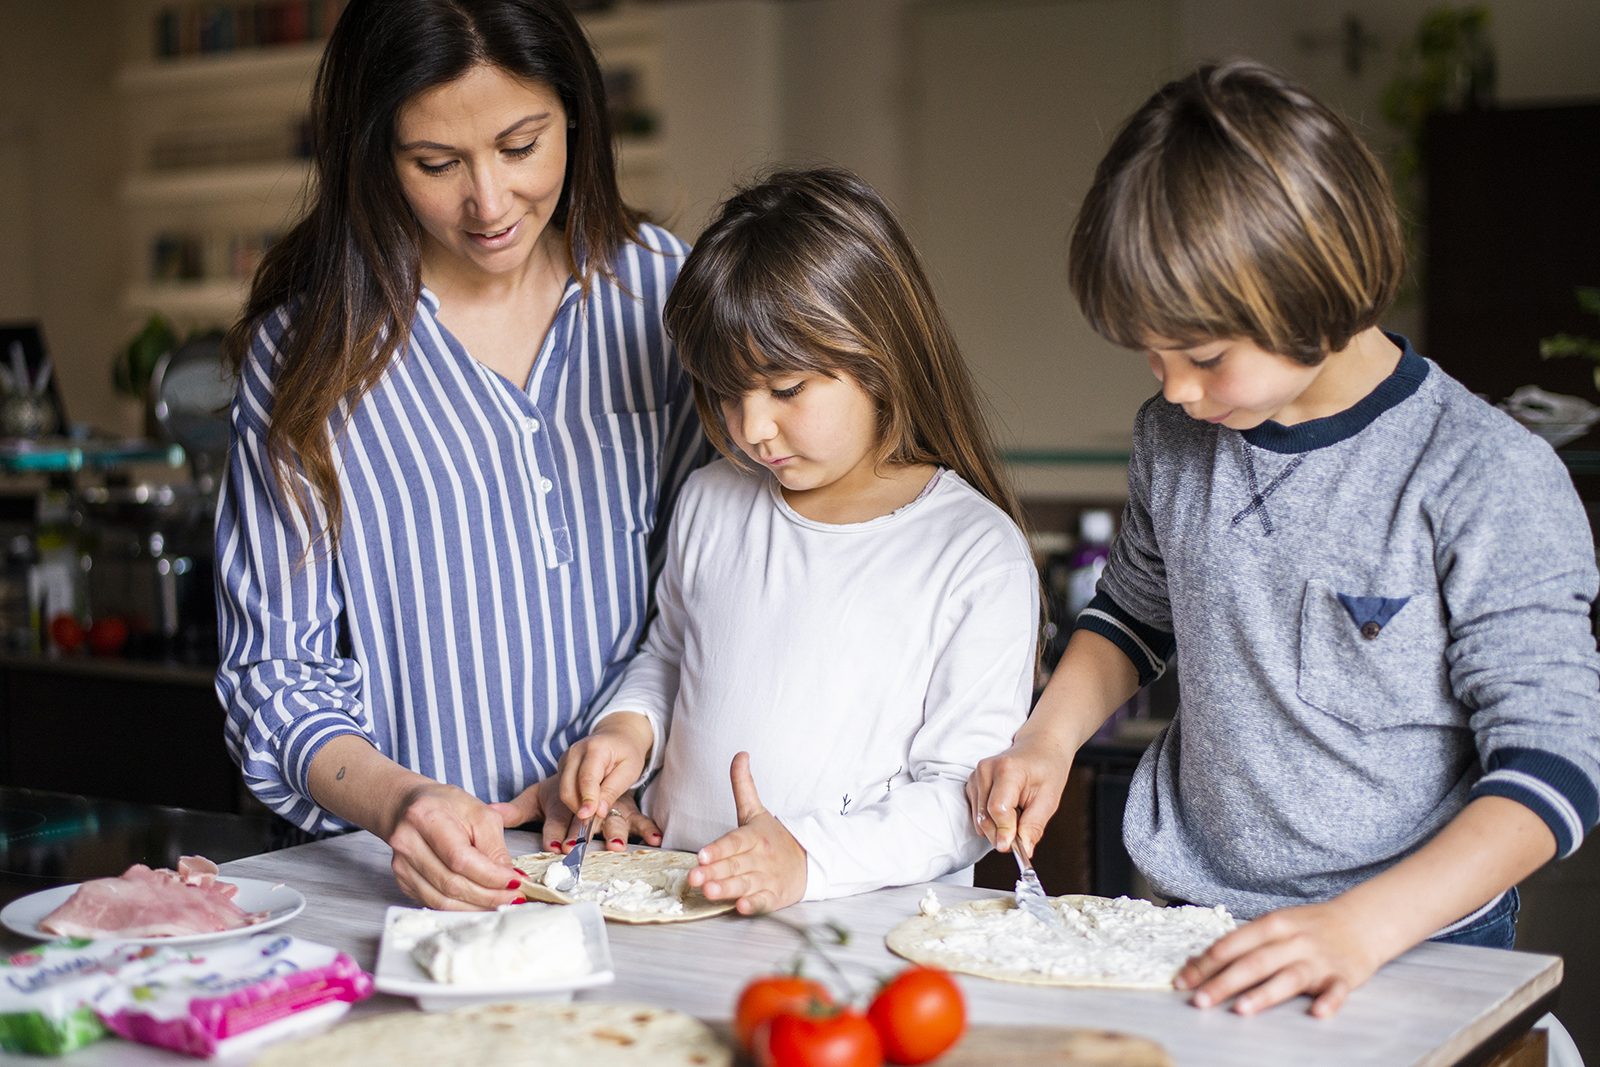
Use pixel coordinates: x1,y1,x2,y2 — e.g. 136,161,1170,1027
598,459,1038,899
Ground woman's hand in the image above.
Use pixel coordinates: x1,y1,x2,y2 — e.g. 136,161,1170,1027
1175,899,1388,1018
382,780,527,911
688,752,807,914
492,777,662,854
505,782,662,854
308,737,522,911
964,729,1074,855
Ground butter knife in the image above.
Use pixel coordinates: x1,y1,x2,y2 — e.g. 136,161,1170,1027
1013,842,1066,931
556,815,596,891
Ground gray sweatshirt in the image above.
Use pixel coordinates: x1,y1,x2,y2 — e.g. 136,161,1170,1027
1078,336,1600,920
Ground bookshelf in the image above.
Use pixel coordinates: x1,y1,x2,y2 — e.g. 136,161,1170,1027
115,1,328,331
114,1,673,332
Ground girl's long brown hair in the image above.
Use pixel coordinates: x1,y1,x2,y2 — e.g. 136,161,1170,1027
662,166,1024,531
224,0,641,548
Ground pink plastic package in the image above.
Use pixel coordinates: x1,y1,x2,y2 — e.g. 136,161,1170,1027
94,934,373,1058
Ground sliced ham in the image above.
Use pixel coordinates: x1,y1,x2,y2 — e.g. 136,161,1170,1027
40,860,266,939
174,854,238,899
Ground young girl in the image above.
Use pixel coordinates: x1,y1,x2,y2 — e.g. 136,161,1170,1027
544,166,1039,912
969,61,1599,1016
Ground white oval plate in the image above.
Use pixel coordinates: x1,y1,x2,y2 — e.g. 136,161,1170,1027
375,902,614,1012
0,877,306,946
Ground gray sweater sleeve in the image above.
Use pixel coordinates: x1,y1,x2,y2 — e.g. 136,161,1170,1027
1437,434,1600,858
1075,397,1176,685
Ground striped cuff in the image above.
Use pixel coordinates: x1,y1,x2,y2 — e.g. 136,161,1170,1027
1472,747,1599,859
1071,592,1175,686
279,714,372,808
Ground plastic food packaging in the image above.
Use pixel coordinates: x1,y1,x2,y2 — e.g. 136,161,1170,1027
94,933,374,1059
0,940,158,1056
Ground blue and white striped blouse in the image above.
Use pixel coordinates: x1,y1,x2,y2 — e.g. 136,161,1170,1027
215,223,704,832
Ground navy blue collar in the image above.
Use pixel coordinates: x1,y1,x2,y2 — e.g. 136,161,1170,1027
1241,332,1428,454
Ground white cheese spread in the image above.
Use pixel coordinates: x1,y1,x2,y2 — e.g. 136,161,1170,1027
919,888,942,916
542,861,576,892
410,905,590,986
564,872,689,917
920,897,1233,986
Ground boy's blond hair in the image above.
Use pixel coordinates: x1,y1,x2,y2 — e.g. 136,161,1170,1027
1069,60,1405,365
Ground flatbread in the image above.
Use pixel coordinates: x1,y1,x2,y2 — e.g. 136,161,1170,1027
511,849,735,924
886,894,1235,990
252,1001,731,1067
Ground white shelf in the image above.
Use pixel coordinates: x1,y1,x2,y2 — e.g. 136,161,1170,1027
617,139,665,174
121,161,313,206
116,42,324,93
123,280,247,320
581,5,659,51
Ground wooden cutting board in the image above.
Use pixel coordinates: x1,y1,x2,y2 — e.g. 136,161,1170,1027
720,1023,1170,1066
939,1025,1172,1065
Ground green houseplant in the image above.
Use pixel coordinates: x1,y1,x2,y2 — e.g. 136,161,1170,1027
1541,286,1600,393
113,314,178,401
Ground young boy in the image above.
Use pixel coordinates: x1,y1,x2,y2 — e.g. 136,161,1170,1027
967,60,1600,1018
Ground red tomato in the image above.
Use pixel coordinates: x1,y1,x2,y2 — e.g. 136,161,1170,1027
867,967,966,1065
760,1009,883,1067
735,975,834,1052
48,613,84,653
87,616,128,656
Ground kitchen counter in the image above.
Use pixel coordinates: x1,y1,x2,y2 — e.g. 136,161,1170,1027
0,828,1558,1066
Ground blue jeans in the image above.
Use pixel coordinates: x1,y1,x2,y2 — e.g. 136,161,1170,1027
1429,888,1519,950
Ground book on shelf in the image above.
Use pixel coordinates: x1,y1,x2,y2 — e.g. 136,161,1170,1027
152,0,348,60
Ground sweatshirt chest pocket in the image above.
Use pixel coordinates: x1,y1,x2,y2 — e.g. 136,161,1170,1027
1297,579,1455,730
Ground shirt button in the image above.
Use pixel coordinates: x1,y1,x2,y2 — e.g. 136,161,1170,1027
539,477,553,493
525,417,540,432
1360,621,1382,640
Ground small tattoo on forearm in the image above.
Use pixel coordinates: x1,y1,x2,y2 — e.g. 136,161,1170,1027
336,766,346,781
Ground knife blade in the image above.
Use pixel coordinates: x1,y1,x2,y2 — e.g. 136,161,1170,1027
556,815,596,890
1012,842,1066,931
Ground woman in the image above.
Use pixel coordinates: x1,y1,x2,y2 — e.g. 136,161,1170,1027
216,0,703,910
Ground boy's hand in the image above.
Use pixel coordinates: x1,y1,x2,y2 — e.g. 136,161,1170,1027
1175,899,1387,1018
689,752,807,914
558,713,654,823
964,730,1073,855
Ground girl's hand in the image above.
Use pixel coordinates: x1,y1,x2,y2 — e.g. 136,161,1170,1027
1175,899,1387,1018
964,730,1073,855
558,713,654,823
689,752,807,914
383,781,526,911
493,780,662,854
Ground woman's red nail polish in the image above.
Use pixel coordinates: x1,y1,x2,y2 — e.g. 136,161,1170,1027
610,837,624,845
548,841,561,849
566,839,578,847
505,880,521,890
510,897,527,905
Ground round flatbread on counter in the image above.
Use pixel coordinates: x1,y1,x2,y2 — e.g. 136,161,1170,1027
886,893,1236,989
512,848,736,924
252,1001,732,1067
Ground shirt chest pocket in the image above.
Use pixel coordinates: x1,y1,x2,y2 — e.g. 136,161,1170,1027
597,408,664,533
1296,578,1455,730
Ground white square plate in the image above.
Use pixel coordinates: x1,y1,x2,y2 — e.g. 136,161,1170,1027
373,902,614,1012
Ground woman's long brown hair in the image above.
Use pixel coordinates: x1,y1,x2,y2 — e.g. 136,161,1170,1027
224,0,640,550
663,166,1024,532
